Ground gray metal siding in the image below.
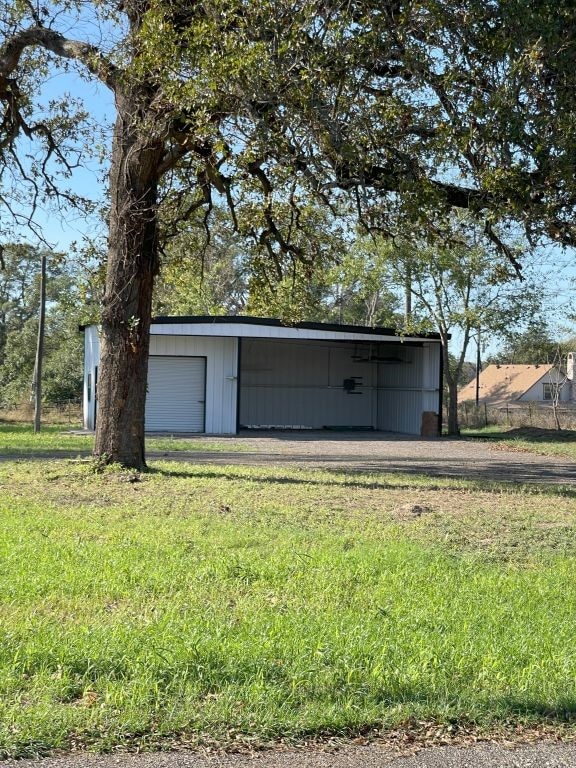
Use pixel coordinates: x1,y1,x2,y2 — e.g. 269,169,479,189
240,338,442,434
421,343,442,415
376,343,441,433
376,390,423,433
84,323,441,436
146,356,206,432
151,320,429,343
240,339,376,428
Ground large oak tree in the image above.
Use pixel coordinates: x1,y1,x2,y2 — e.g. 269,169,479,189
2,0,574,467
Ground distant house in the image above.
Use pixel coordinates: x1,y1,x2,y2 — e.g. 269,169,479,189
459,362,574,405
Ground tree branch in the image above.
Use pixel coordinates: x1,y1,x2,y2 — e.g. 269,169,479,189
0,26,120,90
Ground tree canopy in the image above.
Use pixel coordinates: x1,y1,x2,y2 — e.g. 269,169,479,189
489,322,573,367
2,0,576,466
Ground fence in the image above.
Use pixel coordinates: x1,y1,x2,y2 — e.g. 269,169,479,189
0,400,82,426
458,401,576,430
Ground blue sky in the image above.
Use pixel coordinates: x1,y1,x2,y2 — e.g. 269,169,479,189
6,66,114,252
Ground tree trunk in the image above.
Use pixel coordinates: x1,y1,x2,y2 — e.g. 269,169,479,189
441,335,460,436
93,94,164,469
446,378,460,436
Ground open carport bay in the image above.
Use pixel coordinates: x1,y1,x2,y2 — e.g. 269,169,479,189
238,337,440,434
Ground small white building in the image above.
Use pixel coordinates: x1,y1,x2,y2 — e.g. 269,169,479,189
83,316,444,435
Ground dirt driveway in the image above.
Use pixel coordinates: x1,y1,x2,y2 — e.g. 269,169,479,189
150,431,576,485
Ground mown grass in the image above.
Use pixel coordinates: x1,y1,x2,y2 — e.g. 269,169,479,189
0,458,576,757
463,426,576,461
0,423,246,456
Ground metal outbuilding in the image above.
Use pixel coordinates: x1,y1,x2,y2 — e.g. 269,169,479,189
83,316,444,436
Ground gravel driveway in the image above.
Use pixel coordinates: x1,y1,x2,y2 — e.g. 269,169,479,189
4,431,573,485
151,431,576,485
3,741,576,768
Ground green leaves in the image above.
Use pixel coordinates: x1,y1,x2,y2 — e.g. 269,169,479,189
0,244,87,407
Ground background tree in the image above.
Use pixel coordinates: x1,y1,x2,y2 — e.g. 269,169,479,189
0,243,91,408
448,355,477,389
0,243,39,371
320,244,403,328
487,322,560,366
155,201,352,323
154,208,249,317
155,207,404,327
242,203,351,322
366,227,543,434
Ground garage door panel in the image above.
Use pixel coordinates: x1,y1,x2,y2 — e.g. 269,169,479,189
146,356,205,432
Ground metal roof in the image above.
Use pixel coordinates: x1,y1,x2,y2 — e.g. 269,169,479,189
152,315,440,343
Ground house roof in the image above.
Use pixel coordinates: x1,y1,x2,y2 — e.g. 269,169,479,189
459,364,557,404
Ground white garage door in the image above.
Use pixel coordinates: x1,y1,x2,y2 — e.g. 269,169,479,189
146,356,206,432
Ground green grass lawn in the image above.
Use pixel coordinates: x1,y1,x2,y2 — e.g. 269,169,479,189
463,426,576,461
0,423,246,456
1,451,576,757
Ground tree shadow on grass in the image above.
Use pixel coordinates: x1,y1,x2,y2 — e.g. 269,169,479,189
145,463,576,499
0,449,90,459
145,464,432,491
485,696,576,723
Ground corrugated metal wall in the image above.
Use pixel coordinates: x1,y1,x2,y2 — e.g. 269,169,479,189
239,338,442,432
240,339,376,428
239,338,440,433
421,343,442,414
376,343,441,434
83,325,441,436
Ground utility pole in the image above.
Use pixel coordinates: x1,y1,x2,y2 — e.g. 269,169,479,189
475,328,481,406
32,253,47,434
